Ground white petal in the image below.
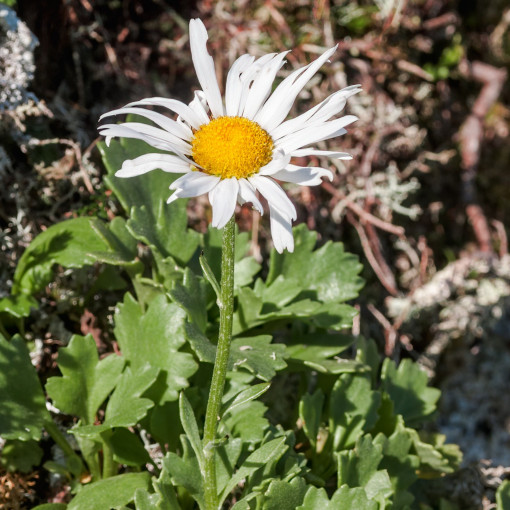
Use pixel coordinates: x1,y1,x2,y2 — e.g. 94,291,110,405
271,164,333,186
189,19,224,118
169,171,220,197
166,189,184,204
238,178,264,214
209,178,239,228
249,175,297,221
100,106,192,140
254,46,338,132
225,54,255,117
258,150,291,176
115,153,192,177
234,54,276,119
275,115,357,153
99,123,191,155
291,149,352,159
124,97,206,129
242,51,289,119
188,91,211,124
270,85,361,140
269,205,294,253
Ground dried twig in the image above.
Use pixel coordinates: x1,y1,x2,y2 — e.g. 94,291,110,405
323,182,405,236
458,60,507,252
347,211,398,295
28,138,95,194
367,303,397,357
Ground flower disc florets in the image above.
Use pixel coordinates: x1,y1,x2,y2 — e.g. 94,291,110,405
191,116,274,179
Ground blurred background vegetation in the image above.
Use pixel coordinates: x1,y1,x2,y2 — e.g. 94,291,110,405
1,0,510,507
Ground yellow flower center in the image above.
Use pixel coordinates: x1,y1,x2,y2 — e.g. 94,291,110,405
191,116,274,179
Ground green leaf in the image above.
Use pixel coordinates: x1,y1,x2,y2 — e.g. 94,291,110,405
0,293,38,318
234,256,262,290
184,322,216,363
233,234,362,334
110,428,151,467
73,364,159,438
12,217,136,297
32,505,67,510
330,486,378,510
267,224,364,303
376,416,419,498
186,327,287,381
168,268,208,332
355,337,381,387
297,487,332,510
286,333,362,374
215,438,244,491
222,382,271,417
261,477,308,510
179,392,205,472
104,364,159,427
88,216,138,266
409,429,462,475
381,358,440,426
199,252,221,301
67,472,151,510
114,292,197,403
149,400,182,450
99,139,200,265
329,374,381,450
233,287,263,334
299,389,324,449
337,435,392,503
337,435,382,486
219,437,288,502
134,489,161,510
298,486,380,510
497,480,510,510
152,469,182,510
221,399,269,443
163,437,205,509
46,334,125,424
134,468,181,510
229,335,287,381
0,439,43,472
0,334,49,440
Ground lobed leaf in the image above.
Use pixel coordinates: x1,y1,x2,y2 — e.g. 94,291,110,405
46,334,125,425
0,334,49,441
381,358,440,426
114,292,198,403
329,373,381,450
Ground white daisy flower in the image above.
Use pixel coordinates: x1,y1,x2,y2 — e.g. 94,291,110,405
99,18,360,253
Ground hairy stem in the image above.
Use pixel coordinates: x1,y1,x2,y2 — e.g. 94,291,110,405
203,215,236,510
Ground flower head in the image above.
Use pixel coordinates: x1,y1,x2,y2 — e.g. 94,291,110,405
99,18,360,253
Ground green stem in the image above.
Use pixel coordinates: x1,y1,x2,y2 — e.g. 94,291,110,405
44,418,84,477
203,215,236,510
101,435,118,478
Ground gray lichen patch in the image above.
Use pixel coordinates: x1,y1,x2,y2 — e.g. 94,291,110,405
0,3,38,110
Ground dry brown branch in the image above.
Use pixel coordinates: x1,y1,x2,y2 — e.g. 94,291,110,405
323,182,405,236
458,60,507,252
491,219,508,257
422,12,459,31
347,211,398,295
367,303,397,357
28,138,95,194
397,60,433,81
